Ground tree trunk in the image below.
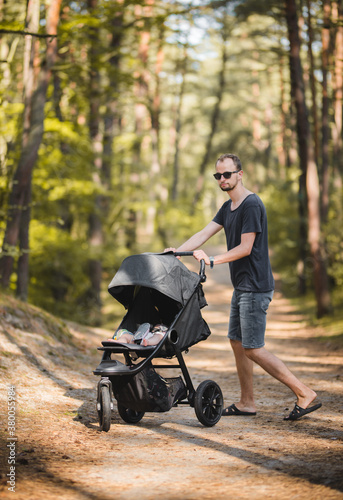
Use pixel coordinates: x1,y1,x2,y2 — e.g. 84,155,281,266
306,143,332,317
149,23,170,245
331,1,343,188
321,0,331,223
87,0,104,324
150,25,164,178
171,45,188,201
15,0,40,300
16,179,32,300
127,1,153,247
0,0,62,293
0,0,40,289
278,55,292,173
251,51,263,152
102,2,124,206
284,0,332,317
306,0,320,165
284,0,308,295
147,21,165,238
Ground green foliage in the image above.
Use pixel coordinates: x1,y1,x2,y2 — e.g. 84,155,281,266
158,203,206,245
28,221,91,322
262,169,302,292
325,198,343,287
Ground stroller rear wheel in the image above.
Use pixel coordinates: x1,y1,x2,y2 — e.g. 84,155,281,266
98,385,112,432
117,404,145,424
194,380,223,427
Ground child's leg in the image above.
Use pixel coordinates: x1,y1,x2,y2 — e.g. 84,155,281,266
106,333,132,343
107,330,134,343
142,333,164,346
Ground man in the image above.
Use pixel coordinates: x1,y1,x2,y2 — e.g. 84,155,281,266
165,153,321,421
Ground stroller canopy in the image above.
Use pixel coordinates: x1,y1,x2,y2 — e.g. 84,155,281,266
108,252,207,309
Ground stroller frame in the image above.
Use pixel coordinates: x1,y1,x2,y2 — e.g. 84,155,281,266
94,252,223,430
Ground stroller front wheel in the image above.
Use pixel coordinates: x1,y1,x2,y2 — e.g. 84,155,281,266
194,380,223,427
117,404,145,424
98,385,112,432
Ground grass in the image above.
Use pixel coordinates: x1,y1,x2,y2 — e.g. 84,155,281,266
100,285,126,330
63,410,79,417
0,293,73,344
0,350,13,358
287,287,343,349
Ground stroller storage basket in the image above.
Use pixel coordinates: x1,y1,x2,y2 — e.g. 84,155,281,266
113,365,186,413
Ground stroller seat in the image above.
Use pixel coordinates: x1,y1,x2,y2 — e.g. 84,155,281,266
98,336,168,359
100,340,157,353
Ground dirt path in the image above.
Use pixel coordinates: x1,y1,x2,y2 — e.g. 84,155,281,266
1,254,343,500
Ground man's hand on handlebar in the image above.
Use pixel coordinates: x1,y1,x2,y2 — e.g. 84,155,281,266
164,248,210,265
164,247,181,259
193,249,210,266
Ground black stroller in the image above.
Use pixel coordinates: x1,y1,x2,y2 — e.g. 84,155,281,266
93,252,223,431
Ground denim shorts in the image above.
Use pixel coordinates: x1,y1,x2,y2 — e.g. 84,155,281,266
228,290,274,349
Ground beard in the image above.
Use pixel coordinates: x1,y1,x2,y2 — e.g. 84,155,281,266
220,179,239,192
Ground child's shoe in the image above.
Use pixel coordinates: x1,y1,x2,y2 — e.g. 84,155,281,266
133,323,151,343
113,328,133,340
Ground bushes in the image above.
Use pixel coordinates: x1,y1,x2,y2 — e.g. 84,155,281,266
262,174,301,293
28,221,92,322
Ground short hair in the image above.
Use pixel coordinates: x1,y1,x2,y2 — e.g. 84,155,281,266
215,154,242,170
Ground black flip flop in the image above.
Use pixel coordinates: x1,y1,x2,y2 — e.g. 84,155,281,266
222,403,256,416
284,402,322,421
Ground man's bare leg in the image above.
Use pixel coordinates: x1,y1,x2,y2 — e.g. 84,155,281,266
245,347,317,409
230,339,256,413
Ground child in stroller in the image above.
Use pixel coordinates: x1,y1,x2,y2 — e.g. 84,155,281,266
107,323,168,346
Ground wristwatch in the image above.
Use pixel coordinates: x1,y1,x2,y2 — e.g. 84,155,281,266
210,256,214,269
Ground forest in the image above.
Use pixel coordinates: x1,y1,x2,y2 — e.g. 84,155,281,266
0,0,342,327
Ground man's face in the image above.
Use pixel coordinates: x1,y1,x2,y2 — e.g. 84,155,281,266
215,158,241,192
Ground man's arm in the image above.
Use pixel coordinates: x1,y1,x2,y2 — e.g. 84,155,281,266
175,221,223,252
164,221,223,254
193,232,256,266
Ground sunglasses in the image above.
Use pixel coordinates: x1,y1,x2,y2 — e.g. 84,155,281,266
213,170,241,180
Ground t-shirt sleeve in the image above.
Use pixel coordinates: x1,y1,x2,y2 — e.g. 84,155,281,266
242,203,262,234
212,202,227,226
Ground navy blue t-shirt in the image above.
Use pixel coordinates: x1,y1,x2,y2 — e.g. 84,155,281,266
212,194,274,292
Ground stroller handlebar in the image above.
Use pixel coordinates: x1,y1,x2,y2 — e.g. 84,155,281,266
173,251,194,256
173,252,206,283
